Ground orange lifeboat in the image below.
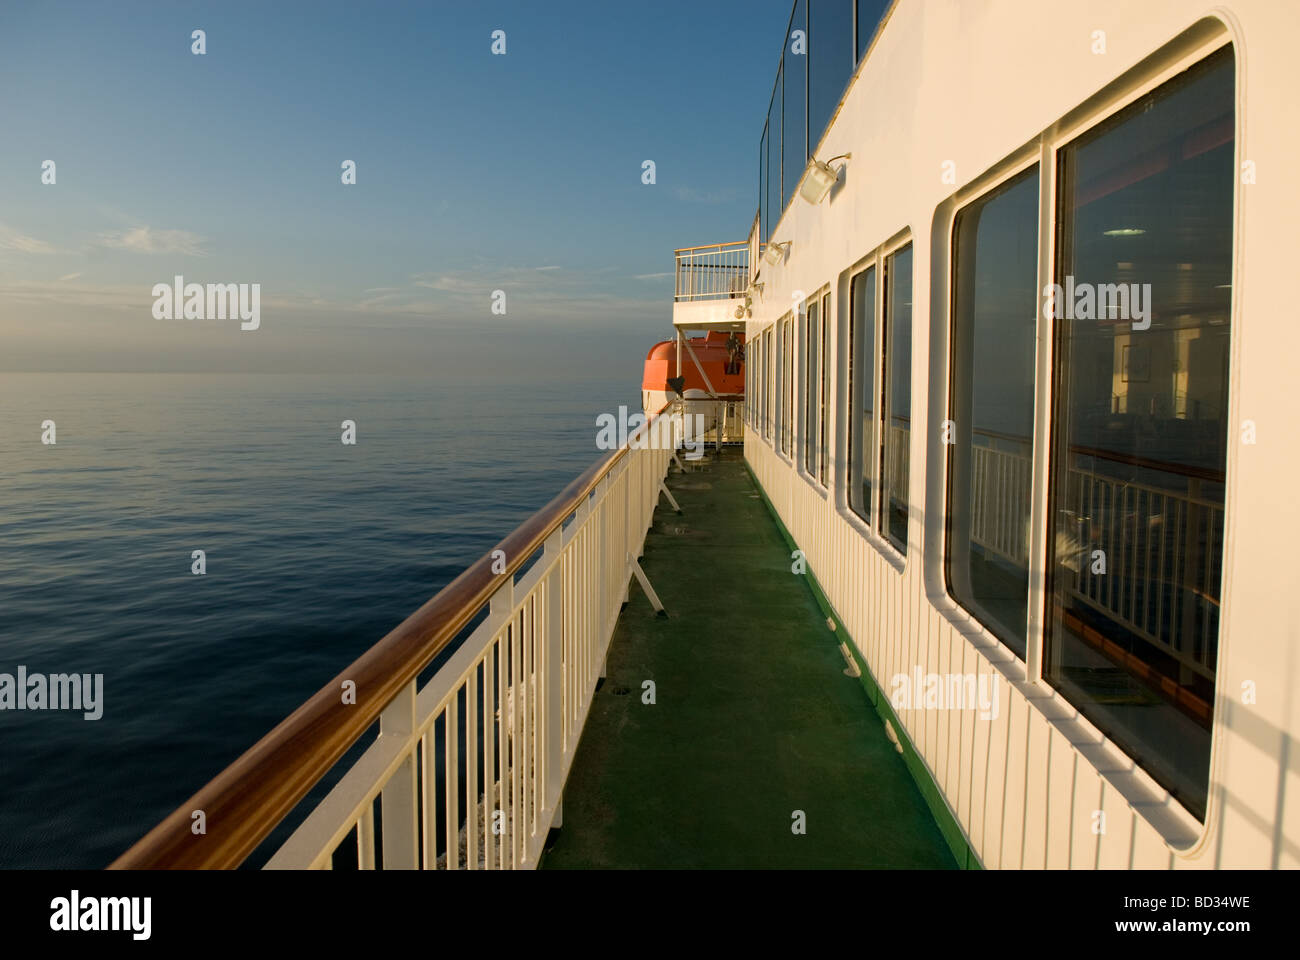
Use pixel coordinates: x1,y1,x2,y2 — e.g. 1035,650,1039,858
641,330,745,415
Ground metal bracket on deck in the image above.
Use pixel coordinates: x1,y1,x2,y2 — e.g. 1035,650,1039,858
658,480,682,514
628,553,668,618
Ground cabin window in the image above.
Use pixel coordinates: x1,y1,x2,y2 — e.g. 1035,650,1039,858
1045,45,1234,822
819,291,830,485
749,341,756,427
848,265,876,524
773,322,781,444
780,314,794,457
759,325,769,437
880,244,913,553
946,165,1039,660
803,295,821,480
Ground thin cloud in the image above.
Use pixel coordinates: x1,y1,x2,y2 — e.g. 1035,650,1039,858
58,272,81,281
0,224,55,254
96,225,207,256
633,272,673,280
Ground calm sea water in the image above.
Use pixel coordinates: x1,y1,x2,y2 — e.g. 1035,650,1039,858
0,373,633,868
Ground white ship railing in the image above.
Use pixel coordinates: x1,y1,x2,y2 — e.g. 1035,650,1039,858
674,241,750,302
112,403,688,869
680,396,746,447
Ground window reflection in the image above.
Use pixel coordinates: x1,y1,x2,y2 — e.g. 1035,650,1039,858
1046,46,1234,821
767,68,783,242
848,266,876,523
784,1,807,210
819,290,830,485
809,0,852,152
855,0,889,61
804,297,820,476
764,328,773,439
881,245,912,553
782,316,794,456
947,167,1039,659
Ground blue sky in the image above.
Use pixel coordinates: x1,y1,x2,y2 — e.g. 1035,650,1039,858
0,0,794,379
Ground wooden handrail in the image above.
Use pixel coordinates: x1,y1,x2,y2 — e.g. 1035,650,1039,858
110,404,674,869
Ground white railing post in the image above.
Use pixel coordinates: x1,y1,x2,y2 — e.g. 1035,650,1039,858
543,528,564,825
379,679,418,869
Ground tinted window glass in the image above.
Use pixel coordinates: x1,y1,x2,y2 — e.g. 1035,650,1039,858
783,2,807,210
809,0,853,149
805,297,820,476
1046,47,1233,821
947,167,1039,659
848,265,876,523
881,245,912,553
767,68,783,240
855,0,889,61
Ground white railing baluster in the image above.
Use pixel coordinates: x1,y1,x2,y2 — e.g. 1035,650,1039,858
379,679,418,869
466,666,479,870
544,529,564,825
482,646,496,870
445,691,459,869
421,731,437,868
358,803,375,870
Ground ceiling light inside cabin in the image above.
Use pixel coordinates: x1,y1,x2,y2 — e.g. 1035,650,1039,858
1103,228,1145,237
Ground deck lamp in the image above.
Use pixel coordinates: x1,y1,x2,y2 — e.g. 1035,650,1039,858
764,241,791,266
798,153,851,205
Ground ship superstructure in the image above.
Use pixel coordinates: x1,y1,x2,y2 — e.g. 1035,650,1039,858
114,1,1300,870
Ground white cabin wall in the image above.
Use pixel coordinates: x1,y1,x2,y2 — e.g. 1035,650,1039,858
743,0,1299,868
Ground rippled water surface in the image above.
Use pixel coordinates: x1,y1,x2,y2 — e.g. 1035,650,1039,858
0,373,631,867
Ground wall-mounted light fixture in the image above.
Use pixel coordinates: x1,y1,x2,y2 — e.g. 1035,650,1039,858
798,153,851,205
763,240,791,266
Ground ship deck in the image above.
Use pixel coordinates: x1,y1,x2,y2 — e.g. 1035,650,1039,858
541,446,957,869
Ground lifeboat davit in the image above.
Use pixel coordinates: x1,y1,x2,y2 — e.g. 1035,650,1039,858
641,330,746,416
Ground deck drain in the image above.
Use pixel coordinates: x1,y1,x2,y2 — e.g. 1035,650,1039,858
610,685,631,696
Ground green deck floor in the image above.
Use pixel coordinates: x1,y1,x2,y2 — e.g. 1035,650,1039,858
540,446,957,869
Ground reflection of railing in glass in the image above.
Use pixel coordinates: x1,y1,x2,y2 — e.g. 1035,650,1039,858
883,420,910,535
965,428,1222,693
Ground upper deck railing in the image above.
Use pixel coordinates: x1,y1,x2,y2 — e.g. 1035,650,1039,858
111,402,702,869
674,241,750,302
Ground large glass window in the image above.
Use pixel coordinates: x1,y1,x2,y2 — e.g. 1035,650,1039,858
947,166,1039,660
855,0,889,61
804,296,821,477
783,1,807,211
748,340,759,421
848,265,876,523
809,0,853,150
759,125,770,245
1045,46,1233,821
763,328,774,440
880,245,913,552
781,315,794,456
819,290,830,485
766,68,783,243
